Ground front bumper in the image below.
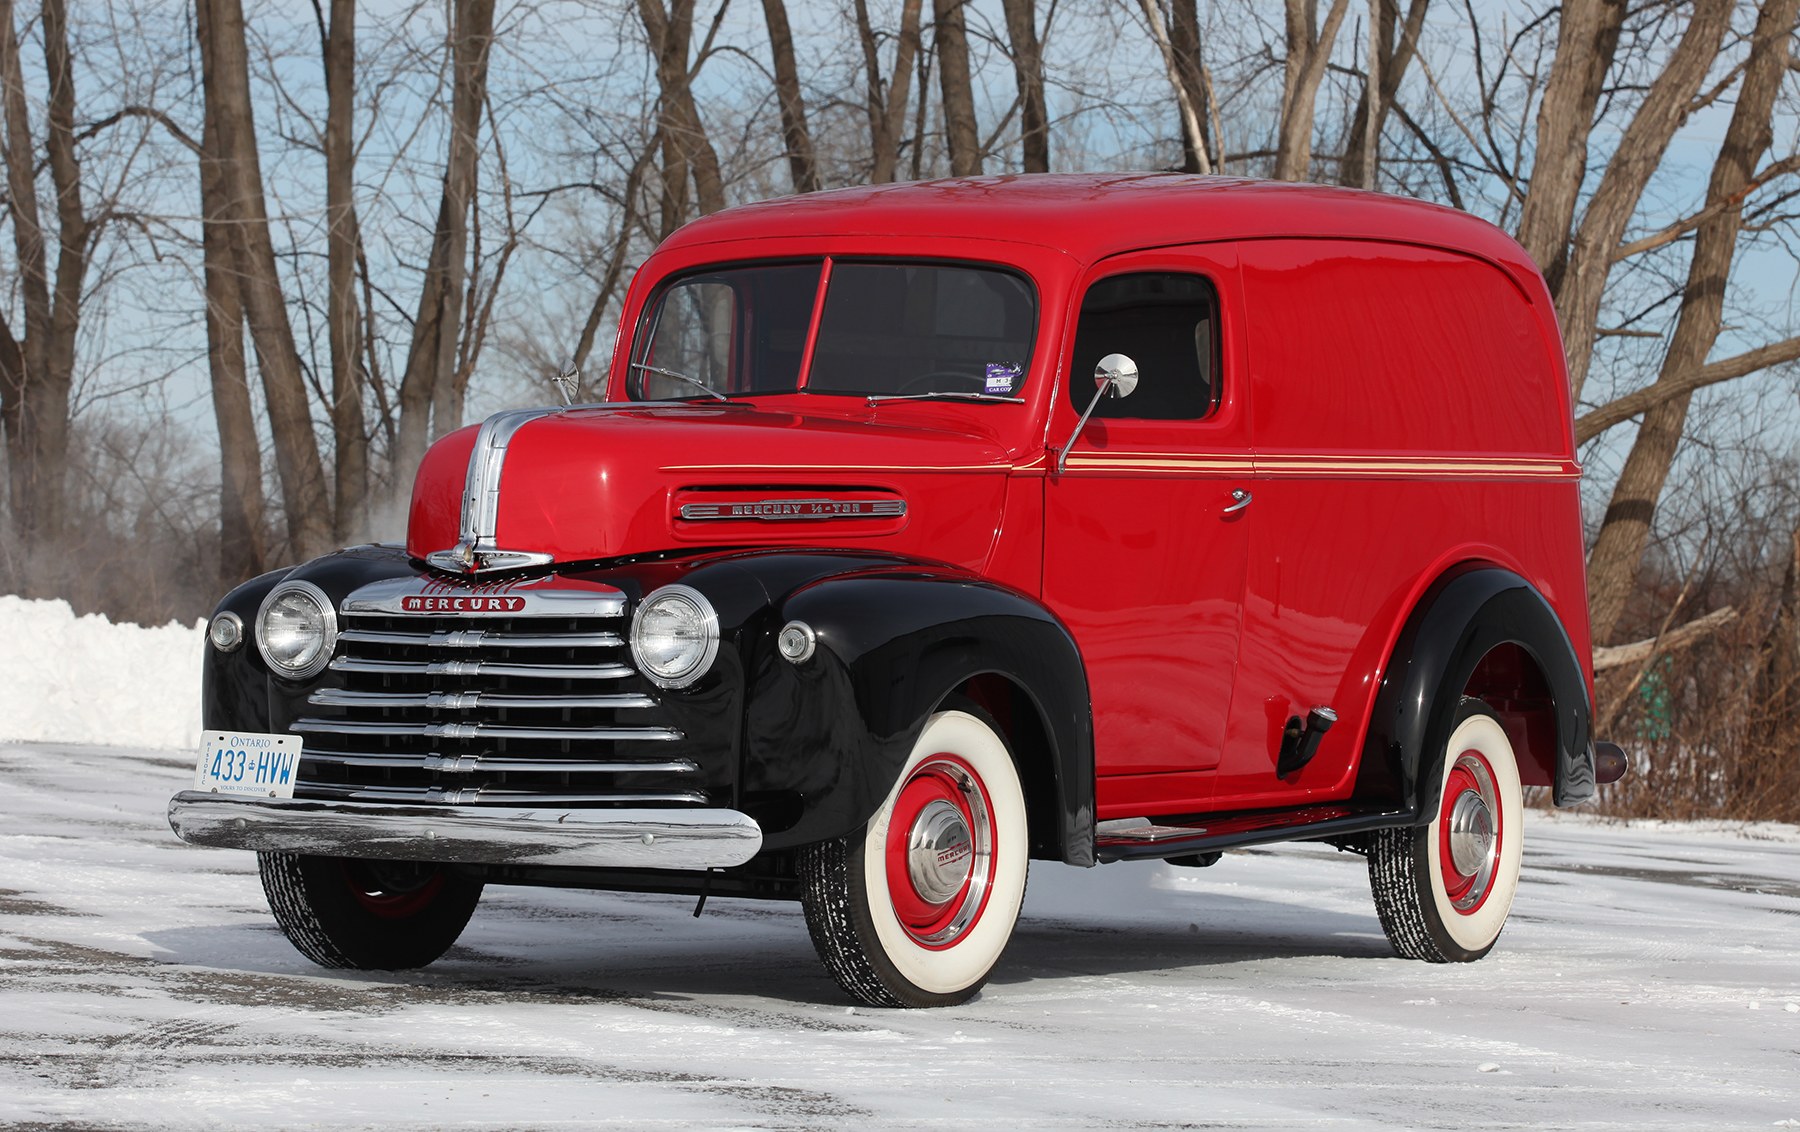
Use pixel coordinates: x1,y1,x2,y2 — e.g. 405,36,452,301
168,791,763,869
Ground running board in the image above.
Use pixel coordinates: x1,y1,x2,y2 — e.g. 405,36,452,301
1094,803,1413,863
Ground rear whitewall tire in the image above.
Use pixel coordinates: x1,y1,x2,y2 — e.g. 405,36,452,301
1368,700,1523,962
801,706,1030,1007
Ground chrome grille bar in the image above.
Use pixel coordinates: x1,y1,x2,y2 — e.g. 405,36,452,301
337,627,624,649
298,783,709,806
292,718,681,742
299,749,699,775
307,688,657,711
328,657,634,680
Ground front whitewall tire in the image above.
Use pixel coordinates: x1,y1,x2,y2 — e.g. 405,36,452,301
801,706,1029,1007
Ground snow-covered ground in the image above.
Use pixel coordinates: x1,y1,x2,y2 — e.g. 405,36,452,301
1,599,1798,1129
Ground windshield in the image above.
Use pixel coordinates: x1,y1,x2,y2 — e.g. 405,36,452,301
629,259,1036,401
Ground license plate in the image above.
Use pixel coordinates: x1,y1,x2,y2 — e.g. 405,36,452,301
194,731,303,798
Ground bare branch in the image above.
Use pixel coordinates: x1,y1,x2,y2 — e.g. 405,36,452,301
1576,335,1800,442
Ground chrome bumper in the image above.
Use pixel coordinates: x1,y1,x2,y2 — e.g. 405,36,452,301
167,791,763,870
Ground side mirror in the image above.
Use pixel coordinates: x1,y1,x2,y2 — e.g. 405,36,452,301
1056,352,1139,475
1095,352,1139,398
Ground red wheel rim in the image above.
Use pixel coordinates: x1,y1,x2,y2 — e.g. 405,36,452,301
883,754,997,949
1436,749,1502,915
342,860,446,920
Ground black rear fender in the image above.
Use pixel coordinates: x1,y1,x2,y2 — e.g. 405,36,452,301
1358,564,1596,820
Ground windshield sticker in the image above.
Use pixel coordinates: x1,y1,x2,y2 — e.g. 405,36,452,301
985,362,1023,395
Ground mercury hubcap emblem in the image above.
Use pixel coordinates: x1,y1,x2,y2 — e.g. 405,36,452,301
1447,789,1494,877
907,798,974,904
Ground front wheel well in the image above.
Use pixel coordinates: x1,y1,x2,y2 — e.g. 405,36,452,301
953,673,1061,860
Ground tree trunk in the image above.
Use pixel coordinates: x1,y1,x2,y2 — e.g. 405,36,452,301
0,0,53,551
1166,0,1212,174
393,0,497,477
324,0,366,542
1339,0,1429,189
1552,0,1732,401
854,0,924,183
1513,0,1625,293
1000,0,1048,173
934,0,982,176
1273,0,1349,182
196,6,266,588
0,0,87,561
640,0,727,234
760,0,821,193
1142,0,1209,174
199,0,332,561
1584,0,1799,645
1755,528,1800,718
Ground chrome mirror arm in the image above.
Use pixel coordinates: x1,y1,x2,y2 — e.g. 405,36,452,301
1054,352,1139,476
1056,382,1115,475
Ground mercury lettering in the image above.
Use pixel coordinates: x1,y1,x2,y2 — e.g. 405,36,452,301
401,595,526,612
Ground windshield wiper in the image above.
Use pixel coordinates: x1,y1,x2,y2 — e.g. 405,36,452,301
864,392,1026,405
629,362,730,402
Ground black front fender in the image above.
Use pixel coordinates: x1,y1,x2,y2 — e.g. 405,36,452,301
740,564,1095,865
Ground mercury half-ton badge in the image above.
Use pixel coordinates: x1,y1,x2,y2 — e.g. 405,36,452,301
679,497,906,521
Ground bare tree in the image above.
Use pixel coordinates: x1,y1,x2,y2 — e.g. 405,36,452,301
1585,0,1800,645
196,0,265,587
1273,0,1350,181
934,0,983,175
1550,0,1732,401
0,0,89,566
853,0,925,183
1000,0,1049,172
1139,0,1211,173
321,0,367,541
761,0,822,192
639,0,727,239
393,0,499,478
199,0,332,560
1513,0,1626,289
1338,0,1428,188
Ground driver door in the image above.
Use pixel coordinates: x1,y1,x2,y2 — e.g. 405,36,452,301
1041,245,1251,819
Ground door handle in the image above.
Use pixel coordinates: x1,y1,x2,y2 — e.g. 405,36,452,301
1223,489,1253,514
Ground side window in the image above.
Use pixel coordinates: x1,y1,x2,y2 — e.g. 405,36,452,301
1068,272,1219,420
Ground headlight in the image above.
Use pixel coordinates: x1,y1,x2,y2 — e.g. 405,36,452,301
630,584,718,689
256,580,338,680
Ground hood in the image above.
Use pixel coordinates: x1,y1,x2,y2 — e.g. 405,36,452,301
406,403,1016,572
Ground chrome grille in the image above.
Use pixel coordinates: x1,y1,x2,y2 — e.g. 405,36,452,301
293,575,703,807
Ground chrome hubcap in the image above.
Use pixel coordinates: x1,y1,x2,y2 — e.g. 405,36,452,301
907,798,975,904
1447,790,1494,877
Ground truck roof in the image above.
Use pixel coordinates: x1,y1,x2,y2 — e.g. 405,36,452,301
658,173,1538,281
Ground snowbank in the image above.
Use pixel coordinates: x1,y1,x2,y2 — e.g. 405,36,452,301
0,595,204,749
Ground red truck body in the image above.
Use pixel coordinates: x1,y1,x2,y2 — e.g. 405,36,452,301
175,175,1610,1007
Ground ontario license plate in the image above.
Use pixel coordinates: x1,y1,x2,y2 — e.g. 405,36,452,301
194,731,302,798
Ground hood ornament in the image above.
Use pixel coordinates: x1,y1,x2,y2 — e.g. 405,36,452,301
550,363,580,407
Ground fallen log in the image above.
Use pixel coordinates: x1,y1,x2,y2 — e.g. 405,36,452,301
1592,606,1739,672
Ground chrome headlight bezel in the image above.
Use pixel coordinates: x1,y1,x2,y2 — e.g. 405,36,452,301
208,611,244,652
630,584,719,689
255,579,339,681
